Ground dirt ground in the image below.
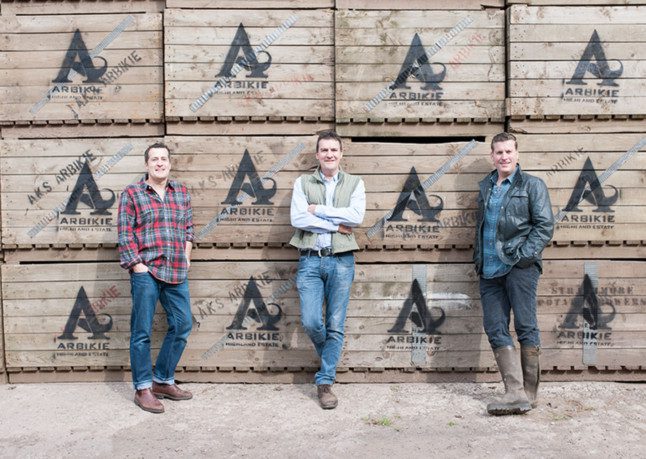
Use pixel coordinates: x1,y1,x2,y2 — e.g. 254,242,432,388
0,381,644,458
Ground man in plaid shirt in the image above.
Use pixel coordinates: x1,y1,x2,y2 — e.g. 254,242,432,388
118,142,194,414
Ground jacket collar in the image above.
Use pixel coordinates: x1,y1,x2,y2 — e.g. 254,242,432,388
481,164,524,188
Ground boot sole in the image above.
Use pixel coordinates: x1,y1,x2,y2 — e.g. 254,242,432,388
153,392,193,401
487,404,532,416
320,402,338,410
134,398,164,414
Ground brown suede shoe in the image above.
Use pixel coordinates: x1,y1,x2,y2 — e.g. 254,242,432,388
152,382,193,401
317,384,338,409
134,388,164,414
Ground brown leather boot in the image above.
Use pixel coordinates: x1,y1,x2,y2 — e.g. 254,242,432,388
487,346,532,416
134,388,164,413
521,346,541,408
317,384,338,409
152,382,193,401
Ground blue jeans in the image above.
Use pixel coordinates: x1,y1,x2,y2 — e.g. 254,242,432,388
297,252,355,385
130,272,192,390
479,265,541,349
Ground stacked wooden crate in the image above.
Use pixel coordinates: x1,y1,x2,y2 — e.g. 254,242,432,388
164,2,335,135
335,1,505,137
0,1,164,382
508,3,646,376
0,0,644,383
0,7,164,137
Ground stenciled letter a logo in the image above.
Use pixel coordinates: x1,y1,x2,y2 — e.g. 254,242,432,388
390,33,446,91
566,30,623,87
62,161,116,215
560,274,616,330
222,149,276,205
388,167,443,222
52,29,108,83
564,157,618,213
58,287,113,340
226,277,283,331
217,23,272,79
388,280,446,334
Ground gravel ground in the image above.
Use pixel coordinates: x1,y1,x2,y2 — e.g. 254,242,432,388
0,381,644,458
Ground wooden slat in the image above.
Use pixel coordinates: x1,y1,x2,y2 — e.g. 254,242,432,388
508,0,646,5
166,0,333,8
0,1,165,15
336,0,505,10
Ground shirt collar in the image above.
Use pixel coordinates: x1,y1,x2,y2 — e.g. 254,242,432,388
319,170,339,183
138,174,176,190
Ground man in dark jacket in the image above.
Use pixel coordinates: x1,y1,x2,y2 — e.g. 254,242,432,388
474,132,554,415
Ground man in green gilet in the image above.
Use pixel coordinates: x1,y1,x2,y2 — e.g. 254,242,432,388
290,130,366,409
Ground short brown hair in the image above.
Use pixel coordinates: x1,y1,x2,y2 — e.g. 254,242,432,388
491,132,518,151
316,130,343,152
144,142,171,163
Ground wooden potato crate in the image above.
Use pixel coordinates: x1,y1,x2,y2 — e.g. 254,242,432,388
0,137,160,247
2,260,644,378
335,8,505,132
516,132,646,247
0,13,163,124
509,5,646,119
164,8,334,131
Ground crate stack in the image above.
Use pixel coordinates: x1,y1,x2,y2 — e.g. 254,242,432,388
0,0,165,382
0,0,644,384
507,2,646,375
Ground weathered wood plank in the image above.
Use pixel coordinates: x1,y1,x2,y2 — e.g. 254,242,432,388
336,0,504,9
166,0,333,8
510,5,646,24
1,1,165,15
165,8,330,28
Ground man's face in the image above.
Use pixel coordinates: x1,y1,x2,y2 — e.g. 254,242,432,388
145,147,171,182
490,139,519,179
316,138,343,177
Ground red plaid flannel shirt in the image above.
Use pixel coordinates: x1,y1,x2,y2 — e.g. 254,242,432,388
118,177,194,284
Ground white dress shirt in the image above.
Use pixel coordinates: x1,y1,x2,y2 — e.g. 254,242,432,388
290,171,366,250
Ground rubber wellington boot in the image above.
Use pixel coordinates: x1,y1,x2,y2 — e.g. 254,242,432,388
521,346,541,408
487,346,532,416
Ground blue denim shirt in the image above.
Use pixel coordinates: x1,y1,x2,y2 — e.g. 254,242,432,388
482,168,517,279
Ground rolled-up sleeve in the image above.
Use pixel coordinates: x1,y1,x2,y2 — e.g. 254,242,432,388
185,189,194,243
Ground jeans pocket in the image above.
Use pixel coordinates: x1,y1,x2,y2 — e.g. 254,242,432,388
515,257,536,269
